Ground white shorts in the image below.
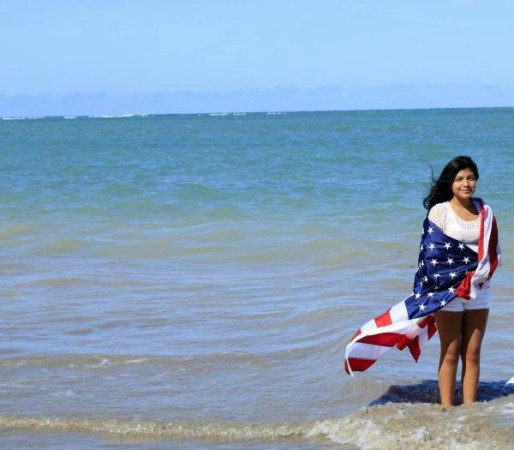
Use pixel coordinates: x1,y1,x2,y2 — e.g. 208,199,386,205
441,288,491,312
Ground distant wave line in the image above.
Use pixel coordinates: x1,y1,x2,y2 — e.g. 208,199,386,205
88,113,147,119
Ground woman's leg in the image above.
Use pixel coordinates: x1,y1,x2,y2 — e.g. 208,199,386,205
434,311,463,407
460,308,489,405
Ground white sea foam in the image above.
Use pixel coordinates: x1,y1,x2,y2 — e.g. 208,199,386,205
0,400,513,448
1,116,45,120
308,400,514,449
0,415,313,441
88,113,143,119
84,358,111,369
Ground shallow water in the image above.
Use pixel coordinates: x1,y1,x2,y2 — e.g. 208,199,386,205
1,109,514,448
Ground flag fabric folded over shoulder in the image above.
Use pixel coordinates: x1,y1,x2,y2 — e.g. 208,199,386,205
344,201,501,376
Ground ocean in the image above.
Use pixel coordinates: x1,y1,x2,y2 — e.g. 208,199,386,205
1,108,513,449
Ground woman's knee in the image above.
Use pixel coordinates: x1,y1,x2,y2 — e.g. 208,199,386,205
462,344,482,366
441,343,461,365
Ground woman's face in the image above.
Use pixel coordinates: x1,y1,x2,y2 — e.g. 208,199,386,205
451,168,477,202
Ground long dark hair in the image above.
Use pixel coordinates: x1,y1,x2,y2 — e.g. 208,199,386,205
423,155,479,210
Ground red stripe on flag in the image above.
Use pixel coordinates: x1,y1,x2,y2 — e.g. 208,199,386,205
357,332,408,347
424,315,437,340
345,357,377,374
374,309,392,328
418,315,435,330
351,329,362,340
407,336,421,361
477,207,485,261
455,272,473,299
395,335,413,351
488,217,499,275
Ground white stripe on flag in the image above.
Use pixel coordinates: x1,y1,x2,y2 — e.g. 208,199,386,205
346,342,392,360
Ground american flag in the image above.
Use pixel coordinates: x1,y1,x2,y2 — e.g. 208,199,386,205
345,203,500,375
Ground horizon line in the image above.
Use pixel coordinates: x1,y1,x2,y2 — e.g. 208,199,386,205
2,105,514,121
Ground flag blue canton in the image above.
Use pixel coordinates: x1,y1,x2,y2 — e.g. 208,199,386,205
405,218,478,319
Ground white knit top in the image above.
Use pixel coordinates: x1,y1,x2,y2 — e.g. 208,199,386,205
428,201,480,253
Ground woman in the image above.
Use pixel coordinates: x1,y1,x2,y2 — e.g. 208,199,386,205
345,155,500,408
424,155,494,407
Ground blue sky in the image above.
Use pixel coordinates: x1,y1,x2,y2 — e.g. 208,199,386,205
1,0,514,115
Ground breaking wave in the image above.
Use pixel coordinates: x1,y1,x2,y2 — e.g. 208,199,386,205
1,394,513,449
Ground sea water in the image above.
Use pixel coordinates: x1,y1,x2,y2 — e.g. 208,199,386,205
1,108,513,449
